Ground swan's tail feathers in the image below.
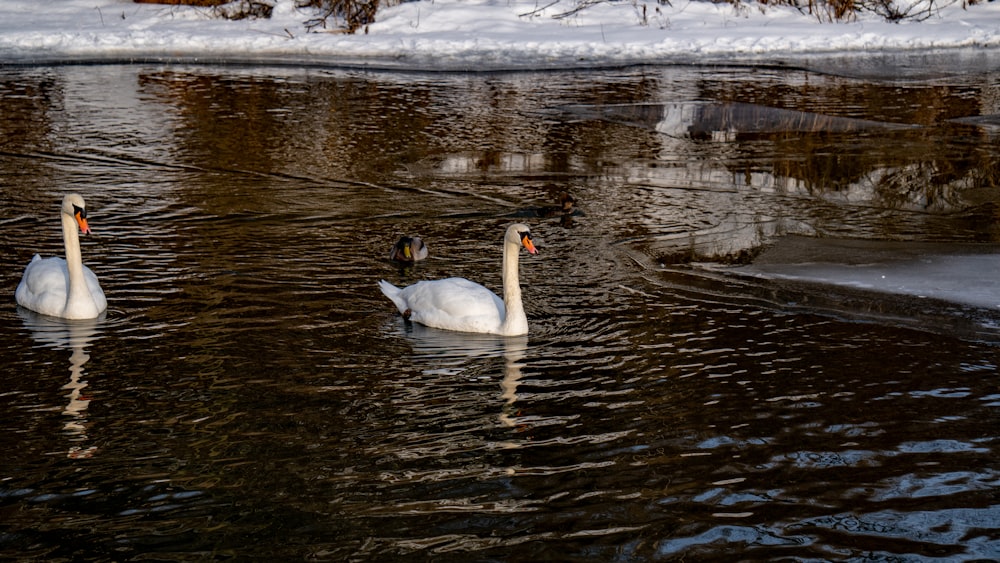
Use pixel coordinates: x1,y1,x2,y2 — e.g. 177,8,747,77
378,280,408,314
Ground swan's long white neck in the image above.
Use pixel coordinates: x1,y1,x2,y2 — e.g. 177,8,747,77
61,210,94,317
499,236,527,336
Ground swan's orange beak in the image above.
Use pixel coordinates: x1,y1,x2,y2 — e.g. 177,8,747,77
522,235,537,255
75,212,92,235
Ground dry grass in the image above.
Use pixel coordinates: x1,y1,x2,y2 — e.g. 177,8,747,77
138,0,984,33
779,0,952,22
297,0,391,33
134,0,227,5
135,0,272,19
555,0,979,24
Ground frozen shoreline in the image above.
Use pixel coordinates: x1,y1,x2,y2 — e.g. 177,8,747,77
3,48,999,78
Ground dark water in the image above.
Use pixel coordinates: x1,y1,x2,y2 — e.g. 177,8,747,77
1,59,998,561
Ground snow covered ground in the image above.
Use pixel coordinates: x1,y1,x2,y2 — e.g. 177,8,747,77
0,0,998,69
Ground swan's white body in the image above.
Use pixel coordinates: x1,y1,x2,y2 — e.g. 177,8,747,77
15,194,107,320
379,223,537,336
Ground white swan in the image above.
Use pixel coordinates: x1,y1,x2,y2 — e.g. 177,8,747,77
379,223,538,336
15,194,107,319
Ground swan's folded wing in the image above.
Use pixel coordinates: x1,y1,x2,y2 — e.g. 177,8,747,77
18,257,69,295
399,278,505,332
82,265,107,311
16,257,69,315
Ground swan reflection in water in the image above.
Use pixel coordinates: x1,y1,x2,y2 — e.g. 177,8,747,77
17,307,105,459
391,321,530,446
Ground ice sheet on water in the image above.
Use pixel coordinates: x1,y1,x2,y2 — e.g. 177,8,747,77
735,236,1000,310
563,101,916,139
664,236,1000,342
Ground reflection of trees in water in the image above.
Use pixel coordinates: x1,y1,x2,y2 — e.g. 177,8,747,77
574,87,1000,261
11,65,998,203
0,72,59,150
133,67,664,181
696,79,1000,208
128,66,999,231
13,64,997,263
0,71,66,220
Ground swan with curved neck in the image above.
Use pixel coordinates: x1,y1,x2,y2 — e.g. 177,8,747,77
16,194,107,320
378,223,537,336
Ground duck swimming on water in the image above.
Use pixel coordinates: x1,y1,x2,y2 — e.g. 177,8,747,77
510,191,579,219
389,235,429,264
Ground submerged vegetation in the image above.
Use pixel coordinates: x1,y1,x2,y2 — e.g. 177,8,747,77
142,0,985,33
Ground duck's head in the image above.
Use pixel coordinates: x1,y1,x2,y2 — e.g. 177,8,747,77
558,191,576,213
389,236,428,263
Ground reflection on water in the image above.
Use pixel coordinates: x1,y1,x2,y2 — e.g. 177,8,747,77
498,339,527,434
16,308,105,459
392,321,529,440
0,58,998,560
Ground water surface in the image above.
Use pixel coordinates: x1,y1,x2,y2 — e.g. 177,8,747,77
1,59,998,561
